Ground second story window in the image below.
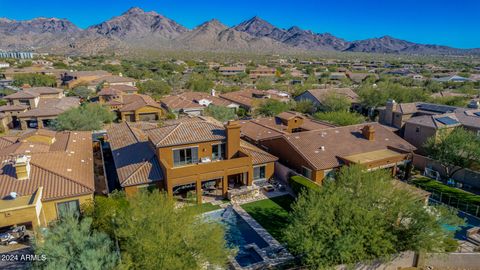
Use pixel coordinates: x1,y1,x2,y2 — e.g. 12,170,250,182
173,147,198,167
212,143,226,160
19,99,30,106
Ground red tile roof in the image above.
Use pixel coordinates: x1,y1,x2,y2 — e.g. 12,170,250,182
0,131,94,201
268,123,415,170
107,122,163,187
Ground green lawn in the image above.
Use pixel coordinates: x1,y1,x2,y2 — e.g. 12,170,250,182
241,195,295,242
412,176,480,204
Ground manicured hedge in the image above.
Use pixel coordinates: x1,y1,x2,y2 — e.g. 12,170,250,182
411,177,480,205
289,175,321,195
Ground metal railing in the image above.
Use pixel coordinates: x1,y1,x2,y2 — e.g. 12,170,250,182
418,186,480,217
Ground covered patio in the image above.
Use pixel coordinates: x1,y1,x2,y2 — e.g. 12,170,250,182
340,148,412,176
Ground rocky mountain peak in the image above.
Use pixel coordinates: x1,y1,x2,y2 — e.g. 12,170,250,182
123,7,145,15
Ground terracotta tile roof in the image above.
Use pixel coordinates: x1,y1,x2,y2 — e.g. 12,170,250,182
160,94,204,111
220,89,265,108
107,122,163,187
240,114,334,142
276,111,304,121
0,104,28,112
302,88,359,103
118,94,161,112
0,131,94,201
146,121,225,147
108,85,138,92
25,87,63,95
17,97,79,118
66,70,111,77
406,113,462,129
4,87,63,99
240,140,278,165
0,137,17,150
397,103,419,114
270,123,415,170
454,108,480,129
161,91,233,111
98,87,122,96
4,91,38,99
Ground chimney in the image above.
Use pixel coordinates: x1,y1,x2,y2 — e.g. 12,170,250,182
211,88,216,97
14,155,31,180
385,99,397,125
225,120,241,159
286,116,304,133
362,125,375,141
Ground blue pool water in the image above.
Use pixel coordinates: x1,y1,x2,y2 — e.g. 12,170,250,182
448,211,480,240
205,208,268,267
430,199,480,240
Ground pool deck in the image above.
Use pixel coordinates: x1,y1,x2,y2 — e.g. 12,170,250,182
230,205,294,270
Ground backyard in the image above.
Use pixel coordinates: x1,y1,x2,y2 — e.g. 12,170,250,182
411,176,480,217
241,195,295,242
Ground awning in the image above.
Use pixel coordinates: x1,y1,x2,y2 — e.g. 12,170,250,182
341,149,407,167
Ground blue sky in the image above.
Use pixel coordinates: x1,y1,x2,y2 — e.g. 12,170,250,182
1,0,479,48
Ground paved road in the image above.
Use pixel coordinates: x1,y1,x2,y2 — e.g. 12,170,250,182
0,246,33,270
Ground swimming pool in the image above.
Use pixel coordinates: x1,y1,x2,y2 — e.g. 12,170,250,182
205,208,268,267
431,199,480,240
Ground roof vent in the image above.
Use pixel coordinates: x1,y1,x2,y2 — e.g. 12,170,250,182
320,146,326,151
9,192,18,199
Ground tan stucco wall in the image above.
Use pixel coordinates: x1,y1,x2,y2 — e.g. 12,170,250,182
42,194,93,225
120,106,164,122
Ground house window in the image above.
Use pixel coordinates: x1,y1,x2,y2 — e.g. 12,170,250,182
416,127,420,133
19,99,30,106
56,200,80,218
253,165,266,180
173,147,198,167
324,169,336,181
301,166,313,180
139,184,158,193
212,143,226,160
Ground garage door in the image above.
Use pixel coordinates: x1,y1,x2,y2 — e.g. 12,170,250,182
139,113,157,121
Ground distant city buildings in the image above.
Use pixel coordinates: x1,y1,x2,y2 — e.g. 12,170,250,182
0,51,35,59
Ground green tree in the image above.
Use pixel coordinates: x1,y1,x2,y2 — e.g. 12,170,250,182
294,100,316,114
89,191,230,270
320,93,351,112
138,79,172,98
12,73,57,87
255,77,274,90
358,81,428,108
33,212,118,270
204,105,237,122
284,166,463,268
424,128,480,179
68,86,92,100
54,103,115,131
53,62,68,69
314,111,364,126
256,99,291,116
428,96,469,107
185,74,214,92
17,61,33,68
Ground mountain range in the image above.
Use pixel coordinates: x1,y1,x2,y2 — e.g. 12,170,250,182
1,7,478,56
